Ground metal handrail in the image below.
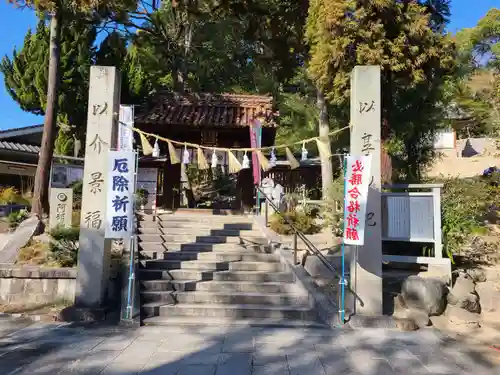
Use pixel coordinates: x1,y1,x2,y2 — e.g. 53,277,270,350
255,185,342,280
255,185,364,321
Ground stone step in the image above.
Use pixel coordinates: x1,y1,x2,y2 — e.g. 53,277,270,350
138,227,262,237
142,260,282,272
142,260,230,271
212,271,294,283
228,261,285,272
138,242,263,253
140,279,198,292
138,221,254,230
140,280,297,294
144,303,318,321
139,251,279,263
140,291,308,305
139,269,214,281
138,214,253,223
193,281,297,294
139,269,293,283
142,316,328,329
137,234,265,244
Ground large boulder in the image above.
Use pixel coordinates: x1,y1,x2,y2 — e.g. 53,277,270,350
392,294,430,329
401,276,448,316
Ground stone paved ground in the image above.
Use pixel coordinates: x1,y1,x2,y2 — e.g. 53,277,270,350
0,318,499,375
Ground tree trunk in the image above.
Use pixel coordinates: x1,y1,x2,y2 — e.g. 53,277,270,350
179,18,193,206
317,87,333,199
31,12,61,216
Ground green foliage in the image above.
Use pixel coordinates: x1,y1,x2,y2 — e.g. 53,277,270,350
7,210,29,230
439,176,500,261
1,17,95,143
70,179,82,210
305,0,456,181
450,9,500,137
0,187,30,205
269,210,321,236
1,19,145,147
320,175,345,237
135,188,149,208
48,225,80,267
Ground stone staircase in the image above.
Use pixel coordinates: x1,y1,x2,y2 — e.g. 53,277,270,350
137,212,326,327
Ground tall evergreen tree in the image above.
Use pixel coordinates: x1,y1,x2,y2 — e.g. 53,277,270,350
6,0,136,216
305,0,456,181
2,17,96,150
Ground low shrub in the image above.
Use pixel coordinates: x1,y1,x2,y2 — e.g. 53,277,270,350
269,210,321,235
17,240,50,265
48,226,80,267
0,187,30,205
439,176,500,261
7,209,29,230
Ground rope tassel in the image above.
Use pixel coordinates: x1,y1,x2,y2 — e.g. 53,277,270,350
197,147,209,170
168,141,180,164
227,150,242,174
285,147,300,169
256,150,271,171
139,133,153,156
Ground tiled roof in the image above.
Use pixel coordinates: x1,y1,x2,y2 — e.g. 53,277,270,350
0,124,43,135
135,93,277,128
0,141,40,153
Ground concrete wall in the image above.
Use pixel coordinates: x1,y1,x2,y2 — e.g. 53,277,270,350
0,267,76,304
0,260,120,305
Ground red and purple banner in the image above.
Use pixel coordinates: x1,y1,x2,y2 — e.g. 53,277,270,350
249,119,262,185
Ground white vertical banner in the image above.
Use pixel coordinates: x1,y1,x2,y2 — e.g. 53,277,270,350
343,154,372,245
118,105,134,151
105,151,136,239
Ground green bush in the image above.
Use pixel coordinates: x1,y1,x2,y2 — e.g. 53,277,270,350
269,210,321,235
320,176,345,236
439,176,499,261
0,187,30,205
48,226,80,267
70,180,82,210
7,209,29,230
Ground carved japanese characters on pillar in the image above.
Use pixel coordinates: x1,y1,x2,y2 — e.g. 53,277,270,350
76,66,121,308
349,65,383,316
49,188,73,229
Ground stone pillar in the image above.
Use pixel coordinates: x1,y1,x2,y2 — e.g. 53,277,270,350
349,65,383,315
75,66,121,307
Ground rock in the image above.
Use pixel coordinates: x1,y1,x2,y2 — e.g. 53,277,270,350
446,305,480,328
407,308,431,327
392,294,430,328
467,268,487,283
394,317,419,331
447,274,482,313
476,281,500,312
401,276,448,316
459,293,481,313
448,274,476,305
392,294,407,317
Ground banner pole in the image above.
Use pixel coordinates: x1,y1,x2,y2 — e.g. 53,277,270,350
340,154,348,324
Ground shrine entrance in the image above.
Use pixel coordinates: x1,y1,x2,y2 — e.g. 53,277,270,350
134,93,277,212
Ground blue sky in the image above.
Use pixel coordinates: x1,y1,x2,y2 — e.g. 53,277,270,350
0,0,498,131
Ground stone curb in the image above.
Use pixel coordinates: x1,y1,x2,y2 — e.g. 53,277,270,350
0,312,47,322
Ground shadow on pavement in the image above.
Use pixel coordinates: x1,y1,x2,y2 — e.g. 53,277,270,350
0,319,498,375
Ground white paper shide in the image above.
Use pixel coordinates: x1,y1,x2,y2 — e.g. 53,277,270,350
105,151,136,238
343,154,372,246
